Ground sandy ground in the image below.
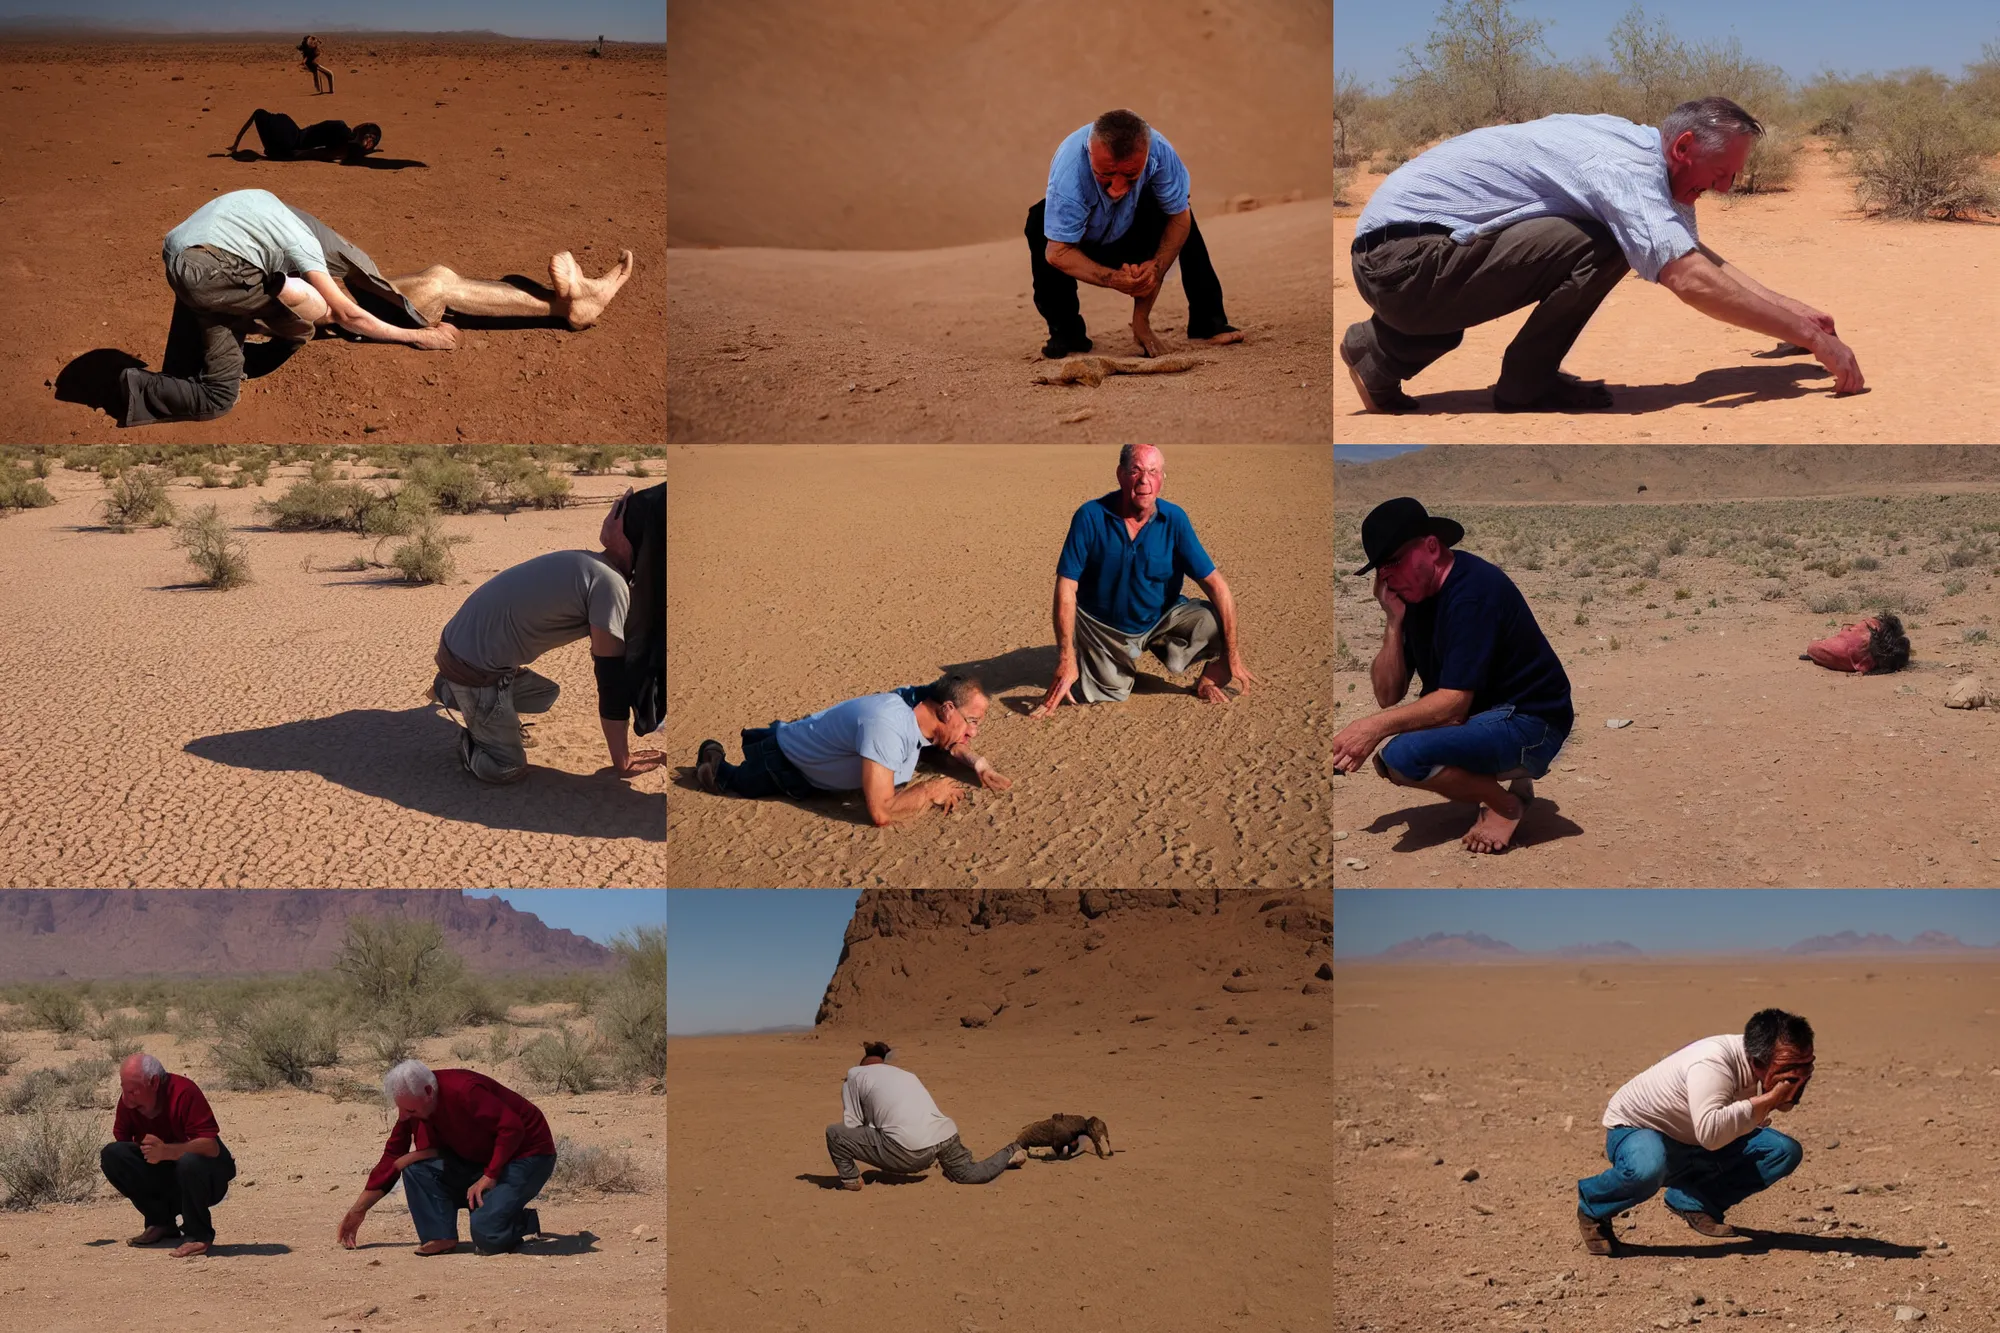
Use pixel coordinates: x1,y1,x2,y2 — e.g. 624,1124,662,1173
0,464,666,888
1333,959,2000,1333
664,445,1335,889
667,202,1333,443
0,41,666,445
668,1026,1332,1333
0,1021,663,1333
1334,138,2000,442
1331,466,2000,887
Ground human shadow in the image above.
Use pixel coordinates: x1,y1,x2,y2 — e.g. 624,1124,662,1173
1615,1230,1926,1260
205,1242,293,1257
212,150,429,170
1374,362,1852,417
795,1171,928,1190
1365,796,1584,853
940,645,1059,695
525,1229,599,1256
668,765,878,827
53,349,145,420
185,706,663,841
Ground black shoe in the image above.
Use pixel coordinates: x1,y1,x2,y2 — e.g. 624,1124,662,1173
1340,340,1422,413
696,740,724,794
521,1208,541,1237
1041,334,1093,359
1494,373,1614,413
456,728,476,775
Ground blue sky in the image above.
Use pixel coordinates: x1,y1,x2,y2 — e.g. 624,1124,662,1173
1335,890,2000,956
0,0,665,41
667,891,860,1035
1337,0,1998,93
466,890,665,947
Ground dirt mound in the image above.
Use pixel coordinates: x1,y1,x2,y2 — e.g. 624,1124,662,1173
0,890,613,980
1335,444,2000,506
814,888,1330,1031
666,0,1332,250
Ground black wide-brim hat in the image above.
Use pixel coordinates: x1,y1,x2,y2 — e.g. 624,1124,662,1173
1352,496,1464,576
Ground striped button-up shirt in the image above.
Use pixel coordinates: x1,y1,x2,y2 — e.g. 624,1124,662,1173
1355,113,1700,283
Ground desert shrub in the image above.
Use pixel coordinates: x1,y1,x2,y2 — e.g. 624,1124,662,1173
0,464,56,514
405,456,487,513
260,479,380,531
487,1025,515,1063
337,916,465,1007
1849,81,2000,220
196,462,225,488
1,1058,113,1114
598,927,665,1090
0,1038,18,1076
388,517,469,585
1943,576,1967,596
1850,583,1928,614
515,467,572,510
360,482,436,537
0,1109,99,1208
1946,541,1986,568
1804,589,1853,614
449,1038,484,1062
1850,554,1880,570
549,1137,643,1193
575,449,618,475
1395,0,1553,136
172,505,252,590
22,988,89,1035
1333,165,1354,205
213,998,343,1090
1736,129,1800,193
517,1026,605,1094
101,466,176,531
1964,627,1990,643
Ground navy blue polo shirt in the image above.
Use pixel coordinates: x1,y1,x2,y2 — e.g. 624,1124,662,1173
1399,551,1574,731
1055,492,1216,635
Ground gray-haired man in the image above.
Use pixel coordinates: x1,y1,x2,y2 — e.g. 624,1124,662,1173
101,1053,236,1258
1342,96,1865,414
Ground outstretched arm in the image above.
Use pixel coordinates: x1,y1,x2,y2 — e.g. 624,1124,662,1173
1196,569,1251,681
1046,241,1141,295
303,270,458,349
943,740,1012,791
229,112,258,153
1658,250,1862,393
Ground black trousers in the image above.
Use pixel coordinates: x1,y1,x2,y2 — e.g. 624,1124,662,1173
100,1140,237,1244
1024,195,1231,345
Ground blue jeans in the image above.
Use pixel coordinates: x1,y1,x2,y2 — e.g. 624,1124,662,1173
401,1151,555,1252
1577,1126,1802,1221
1380,704,1569,782
715,723,821,800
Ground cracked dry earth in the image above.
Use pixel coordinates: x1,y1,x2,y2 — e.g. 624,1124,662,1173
0,464,665,887
1333,960,2000,1333
664,444,1335,889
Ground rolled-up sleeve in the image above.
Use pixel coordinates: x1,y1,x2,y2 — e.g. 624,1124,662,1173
1571,156,1699,283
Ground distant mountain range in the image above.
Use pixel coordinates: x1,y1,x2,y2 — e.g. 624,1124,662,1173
1358,930,1994,961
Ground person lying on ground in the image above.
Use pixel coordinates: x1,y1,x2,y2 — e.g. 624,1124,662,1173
825,1042,1026,1190
1801,613,1911,673
339,1061,556,1256
1576,1008,1814,1257
1026,107,1245,359
299,34,331,94
119,188,635,427
695,674,1005,825
226,108,381,162
101,1052,237,1259
431,488,664,784
1029,443,1256,716
1341,96,1865,414
1329,497,1573,854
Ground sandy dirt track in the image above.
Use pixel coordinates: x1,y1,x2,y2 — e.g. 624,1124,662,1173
665,445,1335,889
0,1026,663,1333
1333,959,2000,1333
0,465,666,888
1,41,665,445
1334,139,2000,442
669,1026,1332,1333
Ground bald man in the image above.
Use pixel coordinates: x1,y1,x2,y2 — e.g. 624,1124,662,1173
100,1053,236,1258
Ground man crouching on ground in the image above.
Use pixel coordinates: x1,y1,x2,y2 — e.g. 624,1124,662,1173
1330,497,1573,853
101,1053,237,1258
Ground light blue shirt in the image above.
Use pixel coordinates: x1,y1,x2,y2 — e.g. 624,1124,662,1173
162,189,328,277
1043,124,1193,247
1354,114,1700,283
774,692,927,793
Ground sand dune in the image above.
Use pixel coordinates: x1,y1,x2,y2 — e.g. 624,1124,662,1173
1335,139,2000,442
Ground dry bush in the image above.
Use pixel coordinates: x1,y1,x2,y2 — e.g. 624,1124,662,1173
405,455,488,513
0,463,56,514
22,988,89,1035
1850,80,2000,219
598,928,665,1091
0,1109,99,1209
213,998,343,1090
101,466,176,531
261,479,383,531
389,517,471,584
172,505,253,590
517,1025,606,1094
1333,166,1354,205
549,1137,644,1193
0,1038,19,1076
1,1059,113,1114
1736,129,1801,193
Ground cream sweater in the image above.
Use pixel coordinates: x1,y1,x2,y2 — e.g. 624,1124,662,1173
1602,1034,1763,1150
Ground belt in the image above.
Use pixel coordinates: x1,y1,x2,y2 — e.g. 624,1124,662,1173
1351,222,1455,255
435,634,508,689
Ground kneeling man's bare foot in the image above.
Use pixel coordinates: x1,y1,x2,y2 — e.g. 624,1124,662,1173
1463,791,1526,853
552,249,636,329
1196,659,1234,704
129,1225,178,1247
169,1240,209,1258
416,1238,459,1255
1131,317,1166,358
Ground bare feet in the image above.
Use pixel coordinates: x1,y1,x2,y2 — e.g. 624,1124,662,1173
551,249,635,329
169,1240,209,1258
415,1238,458,1255
1007,1148,1028,1169
1196,659,1232,704
128,1225,178,1247
1131,317,1165,358
1193,329,1246,346
1462,791,1526,853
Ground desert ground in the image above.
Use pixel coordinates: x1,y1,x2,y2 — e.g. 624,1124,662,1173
0,459,666,887
1334,138,2000,442
0,1014,662,1333
664,444,1335,889
665,0,1332,443
0,38,666,445
1332,447,2000,887
1333,958,2000,1333
670,1024,1331,1333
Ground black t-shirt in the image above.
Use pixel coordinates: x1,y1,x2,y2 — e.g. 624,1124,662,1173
1399,550,1574,731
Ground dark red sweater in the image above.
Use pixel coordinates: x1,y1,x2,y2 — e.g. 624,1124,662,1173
112,1073,222,1145
366,1069,555,1191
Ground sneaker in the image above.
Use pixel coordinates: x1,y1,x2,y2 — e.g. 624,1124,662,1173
519,722,538,750
1577,1206,1617,1256
696,740,724,794
1666,1203,1736,1237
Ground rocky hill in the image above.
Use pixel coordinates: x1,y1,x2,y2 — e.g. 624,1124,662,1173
1376,931,1524,961
0,890,613,980
814,889,1330,1032
1785,931,1991,955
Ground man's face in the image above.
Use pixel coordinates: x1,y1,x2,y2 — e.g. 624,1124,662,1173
1758,1042,1815,1099
118,1070,159,1113
937,693,988,749
395,1089,439,1121
1666,131,1754,205
1117,448,1165,514
1377,535,1448,604
1088,138,1149,200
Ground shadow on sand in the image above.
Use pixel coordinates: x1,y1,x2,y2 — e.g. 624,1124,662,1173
796,1171,930,1190
186,706,662,840
1355,361,1856,417
1365,796,1583,853
669,765,877,827
212,149,429,170
1614,1229,1927,1260
56,341,304,424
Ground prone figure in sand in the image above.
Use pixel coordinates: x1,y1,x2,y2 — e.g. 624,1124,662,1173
1014,1114,1112,1160
1800,613,1910,674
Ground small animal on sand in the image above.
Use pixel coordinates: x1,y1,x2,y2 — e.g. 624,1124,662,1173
1014,1114,1112,1159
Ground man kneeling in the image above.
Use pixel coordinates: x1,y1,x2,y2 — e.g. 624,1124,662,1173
101,1053,237,1258
1330,498,1573,853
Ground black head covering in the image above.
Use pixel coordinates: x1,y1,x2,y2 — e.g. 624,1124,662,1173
620,482,665,736
1352,497,1464,576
